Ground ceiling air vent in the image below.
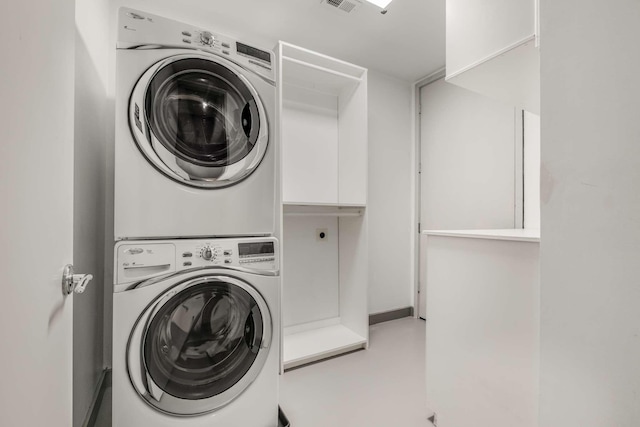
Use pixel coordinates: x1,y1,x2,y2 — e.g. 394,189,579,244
322,0,363,13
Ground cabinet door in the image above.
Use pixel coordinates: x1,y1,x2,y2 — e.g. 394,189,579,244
282,85,339,204
446,0,535,76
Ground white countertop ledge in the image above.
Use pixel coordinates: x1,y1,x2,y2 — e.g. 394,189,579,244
422,229,540,243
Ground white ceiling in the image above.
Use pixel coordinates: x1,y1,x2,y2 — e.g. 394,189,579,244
117,0,445,82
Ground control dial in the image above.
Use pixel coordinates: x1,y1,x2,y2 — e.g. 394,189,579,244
200,31,214,46
201,246,215,261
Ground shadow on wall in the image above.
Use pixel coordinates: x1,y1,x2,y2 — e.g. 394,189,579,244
72,23,109,427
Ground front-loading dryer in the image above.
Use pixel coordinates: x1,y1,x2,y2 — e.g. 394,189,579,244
112,237,280,426
115,8,277,239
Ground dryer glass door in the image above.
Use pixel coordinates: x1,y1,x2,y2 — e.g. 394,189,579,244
131,275,272,415
131,55,269,188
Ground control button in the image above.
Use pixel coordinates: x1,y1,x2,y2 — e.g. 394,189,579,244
182,252,193,258
183,261,192,267
126,248,144,255
182,38,191,44
181,31,192,37
200,31,214,46
221,42,230,48
222,50,229,55
224,259,232,264
223,250,232,256
201,246,213,261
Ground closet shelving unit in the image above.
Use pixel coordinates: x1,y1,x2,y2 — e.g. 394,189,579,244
277,42,369,370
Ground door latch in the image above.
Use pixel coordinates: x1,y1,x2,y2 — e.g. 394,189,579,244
61,264,94,295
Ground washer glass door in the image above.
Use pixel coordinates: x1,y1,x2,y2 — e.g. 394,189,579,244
129,275,271,416
130,54,269,188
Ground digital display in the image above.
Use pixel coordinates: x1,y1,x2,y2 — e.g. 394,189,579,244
236,42,271,64
238,242,275,257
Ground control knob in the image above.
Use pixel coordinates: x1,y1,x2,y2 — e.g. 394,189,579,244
200,31,214,46
201,246,215,261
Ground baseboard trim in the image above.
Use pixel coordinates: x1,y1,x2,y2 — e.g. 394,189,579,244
83,368,111,427
369,307,414,325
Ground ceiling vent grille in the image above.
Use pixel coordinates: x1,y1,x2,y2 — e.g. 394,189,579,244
322,0,363,13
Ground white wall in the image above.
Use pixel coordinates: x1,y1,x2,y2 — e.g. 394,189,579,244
73,0,110,425
419,79,517,230
367,71,414,314
283,217,340,327
540,1,640,426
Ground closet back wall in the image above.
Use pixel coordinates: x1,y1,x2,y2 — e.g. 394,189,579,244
283,217,340,326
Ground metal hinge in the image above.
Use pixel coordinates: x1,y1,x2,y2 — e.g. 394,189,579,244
418,162,422,174
418,222,421,233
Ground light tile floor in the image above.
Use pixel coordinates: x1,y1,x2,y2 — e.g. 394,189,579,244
94,317,428,426
280,317,430,427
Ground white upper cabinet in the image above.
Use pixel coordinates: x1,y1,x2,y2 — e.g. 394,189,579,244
447,0,535,75
446,0,540,113
279,42,368,206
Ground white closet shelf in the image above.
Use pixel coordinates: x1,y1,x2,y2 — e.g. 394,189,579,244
423,228,540,242
282,56,362,82
282,57,361,95
280,42,365,96
283,203,365,217
283,323,367,370
280,41,366,78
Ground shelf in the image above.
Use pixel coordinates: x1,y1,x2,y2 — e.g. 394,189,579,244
279,41,369,372
280,42,365,96
282,56,361,96
280,41,366,79
283,322,367,370
423,228,540,243
283,203,365,217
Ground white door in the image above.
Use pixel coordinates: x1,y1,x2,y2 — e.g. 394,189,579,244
417,79,519,319
0,0,75,425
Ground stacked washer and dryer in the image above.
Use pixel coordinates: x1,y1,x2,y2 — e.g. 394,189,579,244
112,8,280,427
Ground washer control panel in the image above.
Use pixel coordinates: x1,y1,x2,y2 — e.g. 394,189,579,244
115,237,279,286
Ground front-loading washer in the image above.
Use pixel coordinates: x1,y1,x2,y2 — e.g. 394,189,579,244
114,8,277,239
112,237,280,426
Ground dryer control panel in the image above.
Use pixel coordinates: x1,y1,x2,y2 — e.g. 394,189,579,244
117,7,275,83
115,237,279,288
